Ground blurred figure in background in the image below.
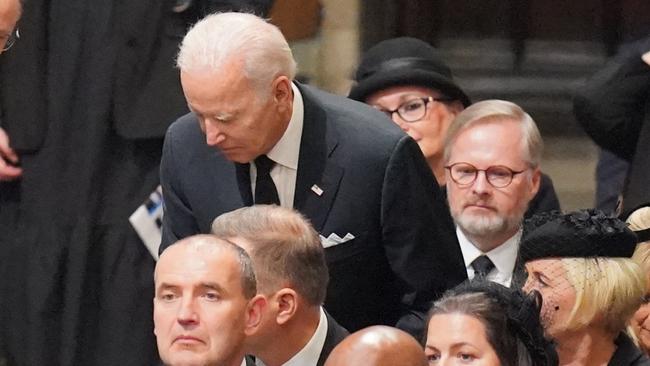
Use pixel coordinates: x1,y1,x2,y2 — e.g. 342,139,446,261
0,1,272,365
574,36,650,220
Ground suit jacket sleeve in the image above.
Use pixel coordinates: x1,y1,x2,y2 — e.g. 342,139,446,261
381,135,465,327
574,37,650,161
160,125,200,251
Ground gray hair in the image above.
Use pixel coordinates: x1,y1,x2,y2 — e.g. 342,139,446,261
211,205,329,306
160,234,258,299
177,12,297,97
443,100,543,167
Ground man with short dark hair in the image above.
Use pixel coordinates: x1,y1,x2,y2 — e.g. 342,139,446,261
154,234,264,366
324,326,427,366
212,205,348,366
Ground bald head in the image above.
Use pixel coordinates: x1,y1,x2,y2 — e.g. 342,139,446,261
156,234,257,299
324,326,427,366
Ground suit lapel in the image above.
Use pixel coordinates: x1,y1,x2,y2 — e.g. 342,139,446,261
293,84,343,232
316,311,349,366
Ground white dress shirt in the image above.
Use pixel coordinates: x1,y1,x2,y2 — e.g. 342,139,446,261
256,307,329,366
456,227,521,287
250,83,304,208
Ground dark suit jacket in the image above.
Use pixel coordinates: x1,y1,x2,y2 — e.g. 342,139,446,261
574,37,650,219
243,311,348,366
160,83,466,332
608,333,650,366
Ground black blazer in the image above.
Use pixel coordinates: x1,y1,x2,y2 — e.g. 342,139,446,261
574,37,650,219
243,312,348,366
160,83,466,332
608,333,650,366
317,312,349,366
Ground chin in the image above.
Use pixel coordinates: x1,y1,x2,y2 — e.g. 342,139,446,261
163,353,209,366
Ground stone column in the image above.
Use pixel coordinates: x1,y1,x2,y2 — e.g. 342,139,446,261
316,0,360,95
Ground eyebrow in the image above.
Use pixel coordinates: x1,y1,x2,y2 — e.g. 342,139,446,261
198,282,224,292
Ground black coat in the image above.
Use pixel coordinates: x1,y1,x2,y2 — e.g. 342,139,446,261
0,1,272,365
608,333,650,366
160,83,466,333
574,36,650,219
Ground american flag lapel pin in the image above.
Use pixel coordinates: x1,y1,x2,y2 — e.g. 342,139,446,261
311,184,324,196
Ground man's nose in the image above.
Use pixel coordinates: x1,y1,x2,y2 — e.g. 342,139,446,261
471,170,491,194
177,297,199,325
204,120,225,146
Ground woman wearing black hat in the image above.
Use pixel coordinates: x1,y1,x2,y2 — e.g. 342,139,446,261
349,37,560,218
424,281,557,366
519,209,649,366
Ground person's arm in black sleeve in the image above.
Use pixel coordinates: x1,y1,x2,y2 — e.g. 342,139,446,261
574,37,650,161
381,135,466,338
159,125,200,253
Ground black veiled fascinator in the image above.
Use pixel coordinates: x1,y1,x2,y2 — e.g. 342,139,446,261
519,209,638,263
446,281,558,366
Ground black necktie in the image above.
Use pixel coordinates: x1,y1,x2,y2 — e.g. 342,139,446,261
471,255,495,279
254,155,280,205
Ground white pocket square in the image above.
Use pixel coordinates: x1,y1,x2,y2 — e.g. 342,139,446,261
319,232,356,248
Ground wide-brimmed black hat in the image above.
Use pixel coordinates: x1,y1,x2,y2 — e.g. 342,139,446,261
519,209,638,263
348,37,471,107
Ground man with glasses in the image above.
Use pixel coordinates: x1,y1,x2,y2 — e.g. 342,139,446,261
349,37,559,218
443,100,542,286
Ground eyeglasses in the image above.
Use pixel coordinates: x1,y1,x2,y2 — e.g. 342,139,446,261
445,162,528,188
2,28,20,52
376,96,451,123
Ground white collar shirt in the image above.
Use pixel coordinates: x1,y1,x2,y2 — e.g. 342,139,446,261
456,227,521,287
250,83,304,208
256,307,329,366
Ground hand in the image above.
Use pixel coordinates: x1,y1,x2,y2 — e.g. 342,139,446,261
0,127,22,181
642,51,650,66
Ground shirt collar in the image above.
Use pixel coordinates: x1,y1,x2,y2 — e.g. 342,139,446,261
457,227,521,280
266,83,303,170
256,307,328,366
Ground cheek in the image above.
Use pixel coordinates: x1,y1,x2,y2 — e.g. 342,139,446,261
538,291,562,329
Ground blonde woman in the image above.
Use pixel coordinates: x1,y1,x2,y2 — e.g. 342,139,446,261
519,210,649,366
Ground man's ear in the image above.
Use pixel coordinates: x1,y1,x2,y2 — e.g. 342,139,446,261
271,76,293,106
275,288,298,325
529,167,541,198
244,294,267,336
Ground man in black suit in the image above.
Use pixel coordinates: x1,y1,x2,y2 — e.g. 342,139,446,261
212,205,348,366
574,36,650,220
160,12,464,333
